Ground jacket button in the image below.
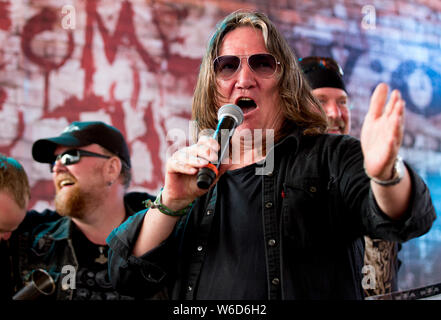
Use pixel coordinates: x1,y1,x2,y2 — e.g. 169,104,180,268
268,239,276,246
197,245,203,252
309,186,317,193
265,201,273,208
272,278,280,285
206,210,213,216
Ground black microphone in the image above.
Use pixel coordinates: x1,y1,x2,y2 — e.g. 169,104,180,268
196,104,244,189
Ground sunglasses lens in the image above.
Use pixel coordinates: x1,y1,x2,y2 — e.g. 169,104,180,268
61,150,80,165
214,54,278,79
214,55,241,79
248,54,277,77
51,150,80,172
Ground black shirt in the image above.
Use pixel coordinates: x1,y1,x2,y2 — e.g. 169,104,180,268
71,224,133,300
196,163,267,299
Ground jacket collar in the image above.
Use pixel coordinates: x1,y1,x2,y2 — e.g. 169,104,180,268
275,125,303,150
42,192,153,242
41,217,73,241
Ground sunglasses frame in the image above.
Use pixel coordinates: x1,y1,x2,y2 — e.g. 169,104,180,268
213,53,280,80
50,149,111,172
299,56,344,77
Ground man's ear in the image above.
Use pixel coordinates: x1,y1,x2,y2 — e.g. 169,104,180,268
104,156,122,185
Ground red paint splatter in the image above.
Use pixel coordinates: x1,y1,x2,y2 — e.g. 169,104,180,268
21,7,74,110
0,1,11,31
0,106,25,156
4,0,203,197
130,64,140,109
138,102,164,189
82,0,158,97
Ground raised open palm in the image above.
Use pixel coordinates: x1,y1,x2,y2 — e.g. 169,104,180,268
360,83,405,180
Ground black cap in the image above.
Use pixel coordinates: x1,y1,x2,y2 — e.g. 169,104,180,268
32,121,131,168
299,56,347,93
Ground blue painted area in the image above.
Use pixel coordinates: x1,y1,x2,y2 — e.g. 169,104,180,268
398,173,441,290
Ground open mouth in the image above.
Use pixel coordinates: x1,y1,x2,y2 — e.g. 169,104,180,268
327,121,345,134
328,127,342,133
58,178,76,190
236,97,257,115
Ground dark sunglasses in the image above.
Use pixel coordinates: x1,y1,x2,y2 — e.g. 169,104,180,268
213,53,280,80
298,56,344,77
50,149,111,172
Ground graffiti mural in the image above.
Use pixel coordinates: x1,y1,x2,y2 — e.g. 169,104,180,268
0,0,208,208
0,0,440,293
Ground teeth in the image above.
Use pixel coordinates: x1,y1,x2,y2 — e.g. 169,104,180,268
237,98,253,104
60,180,74,187
237,97,257,109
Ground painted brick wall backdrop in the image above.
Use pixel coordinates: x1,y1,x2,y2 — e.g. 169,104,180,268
0,0,440,293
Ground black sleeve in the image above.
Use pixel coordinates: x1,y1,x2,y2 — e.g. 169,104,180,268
361,163,436,242
106,209,177,298
334,136,436,242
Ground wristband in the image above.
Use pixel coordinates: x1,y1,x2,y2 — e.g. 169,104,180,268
364,155,405,186
144,188,194,217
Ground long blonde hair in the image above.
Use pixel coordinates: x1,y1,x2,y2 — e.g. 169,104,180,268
191,10,327,141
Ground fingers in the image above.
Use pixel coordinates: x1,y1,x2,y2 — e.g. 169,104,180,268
368,83,389,119
167,136,219,175
386,90,405,139
197,135,220,162
369,83,405,121
384,89,401,117
167,152,205,176
391,98,406,142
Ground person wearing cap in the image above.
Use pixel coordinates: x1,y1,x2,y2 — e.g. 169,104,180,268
8,121,155,300
106,11,435,300
298,56,350,135
0,154,31,299
299,56,401,297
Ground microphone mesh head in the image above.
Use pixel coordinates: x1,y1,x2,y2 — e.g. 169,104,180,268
217,104,244,125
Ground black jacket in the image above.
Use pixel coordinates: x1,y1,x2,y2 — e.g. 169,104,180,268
4,192,153,300
107,130,436,300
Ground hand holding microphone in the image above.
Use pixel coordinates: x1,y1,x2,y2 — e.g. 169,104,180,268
132,105,243,257
196,104,244,189
161,104,243,213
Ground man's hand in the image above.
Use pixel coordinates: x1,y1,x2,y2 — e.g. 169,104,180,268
360,82,410,220
361,83,405,180
162,135,220,210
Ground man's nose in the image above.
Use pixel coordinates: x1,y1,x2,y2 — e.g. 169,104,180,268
324,100,342,119
51,159,68,173
235,58,256,89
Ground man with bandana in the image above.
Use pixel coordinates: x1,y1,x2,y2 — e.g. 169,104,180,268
299,56,400,297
